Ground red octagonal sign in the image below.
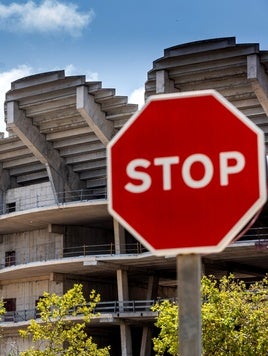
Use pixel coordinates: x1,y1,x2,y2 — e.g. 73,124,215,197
107,90,267,256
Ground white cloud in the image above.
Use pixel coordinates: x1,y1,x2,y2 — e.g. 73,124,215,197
0,0,94,36
129,87,145,109
85,71,99,82
64,64,77,76
64,64,99,81
0,65,33,136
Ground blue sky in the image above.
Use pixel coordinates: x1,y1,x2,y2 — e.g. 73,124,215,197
0,0,268,134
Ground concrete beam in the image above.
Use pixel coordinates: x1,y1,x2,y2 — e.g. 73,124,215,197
6,101,83,200
16,171,47,184
0,164,10,214
46,126,92,141
0,164,10,191
9,162,44,176
76,85,114,145
247,54,268,116
156,70,178,94
48,224,65,234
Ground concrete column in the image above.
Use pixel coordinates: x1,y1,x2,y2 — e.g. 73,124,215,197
156,70,177,94
114,219,133,356
113,219,126,254
117,269,133,356
140,274,159,356
146,274,159,300
0,164,10,214
247,54,268,116
140,325,151,356
120,322,133,356
117,269,129,302
76,85,114,145
6,101,84,203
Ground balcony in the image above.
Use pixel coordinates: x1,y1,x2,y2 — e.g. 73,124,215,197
0,242,147,271
0,299,161,325
0,188,110,234
1,188,107,216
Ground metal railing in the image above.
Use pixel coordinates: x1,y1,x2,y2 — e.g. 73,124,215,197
0,242,147,270
242,226,268,249
0,299,159,324
94,300,158,314
63,242,146,257
57,188,107,203
1,188,107,215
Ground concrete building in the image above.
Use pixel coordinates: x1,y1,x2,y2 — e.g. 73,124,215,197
0,37,268,355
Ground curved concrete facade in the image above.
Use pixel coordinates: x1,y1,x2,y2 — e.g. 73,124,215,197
0,37,268,355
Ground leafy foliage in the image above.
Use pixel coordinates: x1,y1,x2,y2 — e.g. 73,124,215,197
0,298,6,339
0,298,5,319
152,275,268,356
19,284,110,355
152,299,178,356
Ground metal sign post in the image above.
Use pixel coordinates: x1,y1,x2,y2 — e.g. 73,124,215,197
177,254,202,356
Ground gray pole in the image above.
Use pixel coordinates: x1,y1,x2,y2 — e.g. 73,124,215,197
177,254,202,356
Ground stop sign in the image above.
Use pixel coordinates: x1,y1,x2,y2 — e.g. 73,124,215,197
107,90,267,256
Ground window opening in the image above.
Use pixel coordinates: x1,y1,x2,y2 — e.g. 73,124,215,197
5,250,16,267
6,202,16,213
3,298,16,322
35,296,44,318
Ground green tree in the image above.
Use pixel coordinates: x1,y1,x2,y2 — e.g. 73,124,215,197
19,284,110,356
152,275,268,356
0,298,6,338
0,298,5,318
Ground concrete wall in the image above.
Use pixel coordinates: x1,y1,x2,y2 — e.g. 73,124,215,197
0,228,63,265
0,278,63,311
0,334,30,356
5,182,55,212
